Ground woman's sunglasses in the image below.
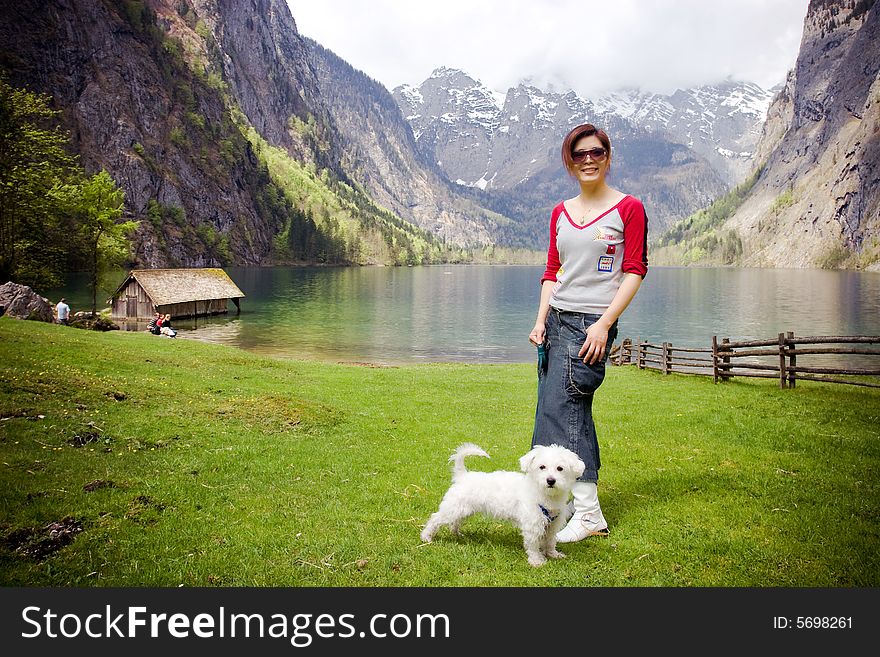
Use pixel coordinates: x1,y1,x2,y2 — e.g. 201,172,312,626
571,147,608,164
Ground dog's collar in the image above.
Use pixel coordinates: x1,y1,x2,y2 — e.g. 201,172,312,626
539,505,558,522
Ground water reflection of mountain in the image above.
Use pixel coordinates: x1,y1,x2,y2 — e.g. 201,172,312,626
176,318,243,346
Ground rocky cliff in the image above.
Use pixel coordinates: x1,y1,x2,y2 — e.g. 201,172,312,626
711,0,879,269
0,0,295,267
0,0,514,268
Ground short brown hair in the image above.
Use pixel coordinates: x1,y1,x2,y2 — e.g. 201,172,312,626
561,124,612,170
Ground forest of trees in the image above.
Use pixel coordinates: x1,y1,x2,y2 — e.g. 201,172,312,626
651,167,763,266
0,74,135,310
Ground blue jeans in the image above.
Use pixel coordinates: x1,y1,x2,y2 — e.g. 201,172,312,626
531,307,617,482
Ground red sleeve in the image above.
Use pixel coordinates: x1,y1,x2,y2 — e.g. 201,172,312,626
540,203,564,283
620,196,648,278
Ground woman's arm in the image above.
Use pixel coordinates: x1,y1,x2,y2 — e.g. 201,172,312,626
528,279,556,346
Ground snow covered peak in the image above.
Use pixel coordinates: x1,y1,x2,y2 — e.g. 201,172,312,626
429,66,464,79
394,68,775,186
395,69,502,134
395,84,423,107
593,80,775,126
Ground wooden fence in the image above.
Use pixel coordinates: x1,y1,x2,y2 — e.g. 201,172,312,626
611,333,880,389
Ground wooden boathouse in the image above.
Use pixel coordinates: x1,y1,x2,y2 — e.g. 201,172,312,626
110,268,245,320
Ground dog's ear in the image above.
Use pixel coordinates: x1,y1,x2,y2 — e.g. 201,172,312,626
519,447,540,473
570,455,586,478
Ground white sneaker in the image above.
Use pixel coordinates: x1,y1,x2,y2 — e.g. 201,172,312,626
555,513,609,543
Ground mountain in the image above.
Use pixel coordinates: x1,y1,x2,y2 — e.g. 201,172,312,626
657,0,880,270
393,68,762,238
398,70,775,189
594,81,778,185
7,0,869,271
395,67,502,189
303,43,506,247
0,0,510,269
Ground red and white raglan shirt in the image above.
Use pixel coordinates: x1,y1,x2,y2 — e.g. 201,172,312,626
541,195,648,314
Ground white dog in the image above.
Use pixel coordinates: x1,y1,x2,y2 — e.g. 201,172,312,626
420,443,586,567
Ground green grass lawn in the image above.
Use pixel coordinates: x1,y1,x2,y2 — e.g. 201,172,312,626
0,316,878,586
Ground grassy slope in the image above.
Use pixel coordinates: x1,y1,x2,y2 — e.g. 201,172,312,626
0,317,878,587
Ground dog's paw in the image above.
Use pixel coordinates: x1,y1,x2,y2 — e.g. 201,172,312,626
547,549,566,560
419,531,433,543
528,554,547,567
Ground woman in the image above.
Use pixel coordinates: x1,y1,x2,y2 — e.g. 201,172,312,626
528,123,648,543
159,313,176,338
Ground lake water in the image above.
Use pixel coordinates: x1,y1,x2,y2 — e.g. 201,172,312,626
45,265,880,365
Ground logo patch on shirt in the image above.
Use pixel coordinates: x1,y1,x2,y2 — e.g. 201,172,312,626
606,244,616,255
598,255,614,272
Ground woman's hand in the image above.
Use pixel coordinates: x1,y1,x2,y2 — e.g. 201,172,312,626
528,323,545,346
578,321,610,364
577,273,641,364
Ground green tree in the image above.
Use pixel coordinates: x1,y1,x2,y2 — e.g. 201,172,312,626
0,73,77,287
53,171,137,314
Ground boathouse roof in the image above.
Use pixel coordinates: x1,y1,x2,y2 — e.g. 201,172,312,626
112,268,245,306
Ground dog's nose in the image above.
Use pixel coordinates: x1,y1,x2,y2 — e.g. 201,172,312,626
546,477,556,487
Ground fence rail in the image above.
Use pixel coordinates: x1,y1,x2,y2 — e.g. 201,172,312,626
611,333,880,389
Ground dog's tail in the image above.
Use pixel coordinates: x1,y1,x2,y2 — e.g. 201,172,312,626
449,443,490,481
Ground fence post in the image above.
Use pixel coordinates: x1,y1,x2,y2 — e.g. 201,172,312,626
778,332,787,389
635,336,643,369
787,331,796,388
712,336,718,383
721,338,731,382
622,338,632,364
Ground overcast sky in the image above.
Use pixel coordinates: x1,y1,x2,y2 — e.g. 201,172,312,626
286,0,810,98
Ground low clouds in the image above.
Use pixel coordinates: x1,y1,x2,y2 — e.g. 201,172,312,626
287,0,808,97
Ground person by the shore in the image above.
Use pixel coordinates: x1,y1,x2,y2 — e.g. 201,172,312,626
55,298,70,325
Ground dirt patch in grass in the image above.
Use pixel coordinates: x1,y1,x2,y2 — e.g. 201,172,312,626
83,479,116,492
3,517,84,560
68,430,102,447
0,408,33,420
125,495,166,524
68,422,113,449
